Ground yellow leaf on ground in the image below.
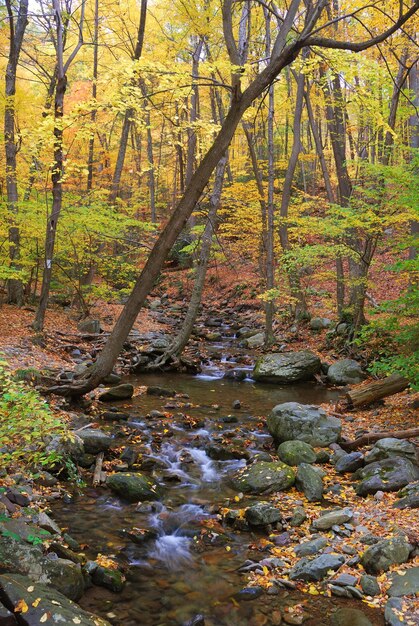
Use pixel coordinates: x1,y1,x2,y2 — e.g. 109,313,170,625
15,599,28,613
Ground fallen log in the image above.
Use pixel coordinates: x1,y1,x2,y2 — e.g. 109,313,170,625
343,373,409,408
93,452,105,486
340,427,419,451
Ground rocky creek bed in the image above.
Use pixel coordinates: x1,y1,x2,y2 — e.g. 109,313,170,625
1,317,418,626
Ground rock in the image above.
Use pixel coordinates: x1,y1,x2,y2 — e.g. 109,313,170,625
332,573,358,587
231,461,295,494
364,438,417,465
267,403,341,447
289,506,307,527
335,452,364,473
98,384,134,401
277,441,316,466
336,323,349,336
353,458,419,496
310,317,332,330
361,536,412,574
294,537,328,557
384,598,404,626
245,503,282,526
360,575,380,597
233,586,264,601
232,400,241,409
78,428,112,454
327,359,364,385
205,445,248,461
101,410,129,421
295,463,323,502
102,372,122,385
246,332,265,348
312,508,353,530
44,433,84,465
92,566,125,592
315,449,330,464
0,604,16,625
106,472,161,502
253,351,321,384
331,608,372,626
223,370,247,382
289,554,344,581
5,488,30,507
78,319,101,334
388,567,419,597
394,482,419,509
146,386,176,397
37,512,61,535
0,574,110,626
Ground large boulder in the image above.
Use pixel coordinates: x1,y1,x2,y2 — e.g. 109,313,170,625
277,440,316,466
267,403,341,447
394,482,419,510
230,461,295,494
245,502,282,526
327,359,364,385
388,567,419,597
364,438,417,465
310,317,332,330
106,472,161,502
0,574,110,625
360,536,412,574
353,457,419,496
44,433,84,468
253,351,321,384
295,463,324,502
78,428,113,454
289,554,344,581
246,333,265,348
98,384,134,402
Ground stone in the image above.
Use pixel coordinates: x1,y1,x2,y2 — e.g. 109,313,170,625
312,508,353,530
233,587,264,601
0,604,16,625
360,575,380,597
331,608,372,626
332,573,358,587
387,567,419,597
223,370,247,382
92,566,125,592
78,319,101,334
102,372,122,385
267,402,341,447
289,506,307,527
246,332,265,348
146,386,176,397
361,536,412,574
98,384,134,401
310,317,332,330
384,598,404,626
364,438,417,465
289,554,344,581
205,444,248,461
5,488,30,507
277,441,316,466
295,463,323,502
394,482,419,509
106,472,161,502
78,428,113,454
37,512,61,535
101,410,129,421
253,351,321,384
245,503,282,526
230,461,295,494
327,359,364,385
294,537,328,557
315,449,331,464
0,574,110,626
44,433,84,465
353,457,419,496
335,451,364,473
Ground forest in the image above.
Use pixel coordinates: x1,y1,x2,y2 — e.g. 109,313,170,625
0,1,418,625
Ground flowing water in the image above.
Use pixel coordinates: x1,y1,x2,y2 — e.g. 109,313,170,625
52,343,385,625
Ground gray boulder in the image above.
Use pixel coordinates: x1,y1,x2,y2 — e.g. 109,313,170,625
385,598,404,626
0,574,110,625
246,333,265,348
310,317,332,330
361,536,412,574
231,461,295,494
388,567,419,597
327,359,364,385
289,554,344,581
253,351,321,384
245,502,282,526
360,575,380,597
335,451,364,474
277,440,316,466
365,438,417,465
312,508,353,530
294,537,328,557
99,383,134,401
44,433,84,466
78,428,112,454
267,402,341,447
106,472,161,502
295,463,324,502
354,457,419,496
394,482,419,509
331,608,372,626
78,318,101,334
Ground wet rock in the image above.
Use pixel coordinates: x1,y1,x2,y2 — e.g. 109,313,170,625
331,608,372,626
245,502,282,527
289,506,307,527
360,574,380,597
120,446,138,467
312,508,353,530
277,440,316,466
353,458,419,496
253,351,321,384
205,445,248,461
364,438,417,465
106,472,161,502
294,537,327,557
233,586,264,601
230,461,295,494
361,535,412,574
127,528,158,545
102,372,122,385
101,410,129,422
78,428,112,454
146,386,176,397
327,359,364,385
78,318,101,334
295,463,323,502
223,370,246,382
310,317,332,330
98,384,134,401
267,403,341,447
388,567,419,597
92,566,125,592
289,554,344,581
335,452,364,473
0,574,110,625
384,598,404,626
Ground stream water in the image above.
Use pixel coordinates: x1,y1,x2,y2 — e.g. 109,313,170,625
52,341,385,625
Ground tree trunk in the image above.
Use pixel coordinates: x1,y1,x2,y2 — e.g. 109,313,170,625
341,426,418,451
86,0,99,191
343,373,409,408
5,0,29,306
